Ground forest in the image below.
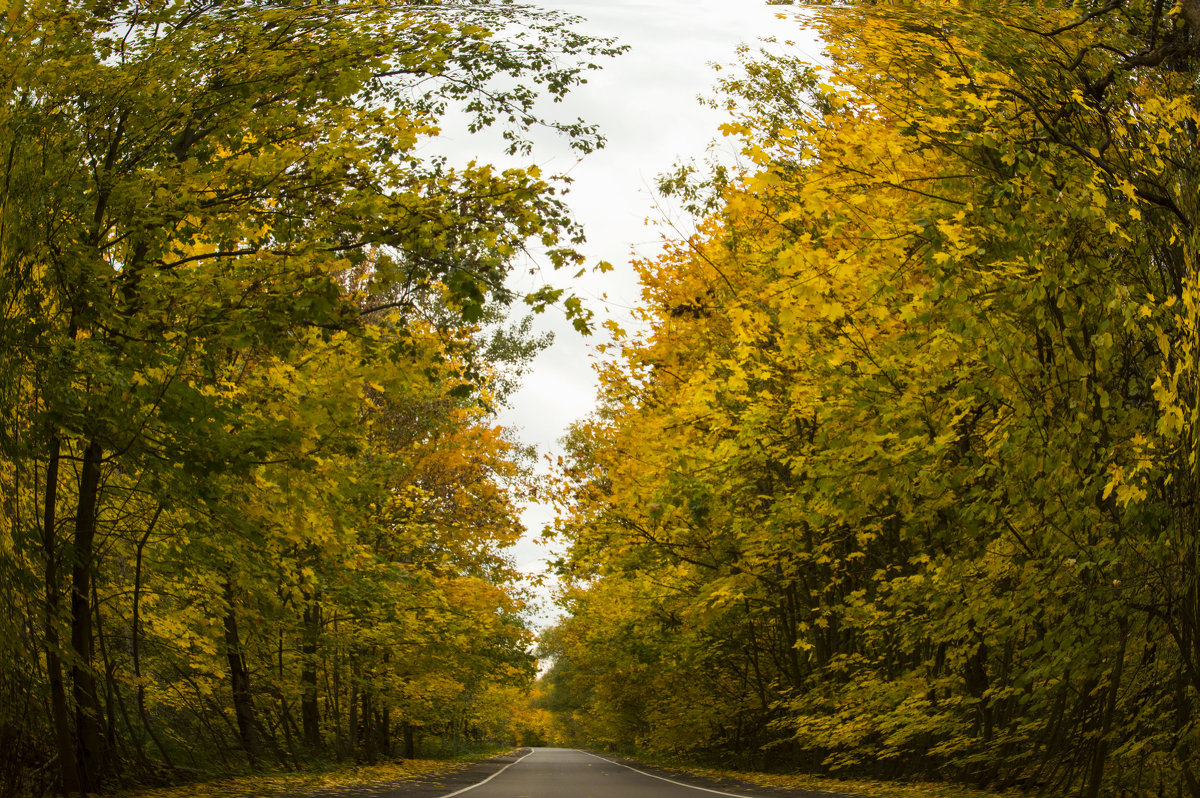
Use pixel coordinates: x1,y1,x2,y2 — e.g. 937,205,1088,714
542,2,1200,798
3,1,1200,798
0,0,618,795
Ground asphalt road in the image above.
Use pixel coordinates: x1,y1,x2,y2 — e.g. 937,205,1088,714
282,747,852,798
443,748,765,798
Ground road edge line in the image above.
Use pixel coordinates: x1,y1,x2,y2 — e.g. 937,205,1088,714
436,748,536,798
581,750,756,798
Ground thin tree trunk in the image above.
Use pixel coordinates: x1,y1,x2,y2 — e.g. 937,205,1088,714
278,630,298,767
223,577,261,767
361,688,376,763
131,506,174,768
1084,618,1128,798
348,658,358,759
1176,669,1200,798
279,701,304,767
301,602,321,749
403,722,415,760
91,582,130,788
42,435,81,796
380,704,390,758
71,438,106,794
329,631,344,760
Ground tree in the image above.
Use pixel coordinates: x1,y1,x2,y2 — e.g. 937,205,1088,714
0,0,621,792
549,3,1200,795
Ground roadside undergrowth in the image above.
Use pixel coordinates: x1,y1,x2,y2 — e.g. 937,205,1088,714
110,749,511,798
638,757,1025,798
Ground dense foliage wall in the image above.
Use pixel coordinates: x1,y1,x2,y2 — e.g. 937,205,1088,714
0,1,620,794
546,3,1200,796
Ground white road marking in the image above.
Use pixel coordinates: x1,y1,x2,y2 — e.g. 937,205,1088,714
580,750,756,798
437,749,537,798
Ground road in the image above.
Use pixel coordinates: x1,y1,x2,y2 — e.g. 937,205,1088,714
442,748,756,798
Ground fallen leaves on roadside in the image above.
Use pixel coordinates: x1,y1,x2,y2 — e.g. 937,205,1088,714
113,758,461,798
663,762,1023,798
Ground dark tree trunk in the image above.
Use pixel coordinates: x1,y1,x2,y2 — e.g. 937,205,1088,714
277,631,298,767
132,506,174,767
379,705,390,758
223,578,261,767
360,688,376,762
70,439,106,793
301,602,321,749
41,435,81,796
403,722,416,760
347,660,358,758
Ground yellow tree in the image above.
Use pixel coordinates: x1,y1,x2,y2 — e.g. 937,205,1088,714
551,2,1200,794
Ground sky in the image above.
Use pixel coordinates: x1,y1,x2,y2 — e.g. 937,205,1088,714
433,1,823,627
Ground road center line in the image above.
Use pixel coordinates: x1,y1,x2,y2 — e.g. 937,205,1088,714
580,750,756,798
437,748,537,798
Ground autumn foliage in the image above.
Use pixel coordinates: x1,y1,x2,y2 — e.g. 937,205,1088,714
0,0,620,794
546,3,1200,796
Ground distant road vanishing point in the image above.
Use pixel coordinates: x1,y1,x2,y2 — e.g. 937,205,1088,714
441,748,758,798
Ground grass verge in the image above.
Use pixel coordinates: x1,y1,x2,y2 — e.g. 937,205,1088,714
110,748,512,798
631,757,1024,798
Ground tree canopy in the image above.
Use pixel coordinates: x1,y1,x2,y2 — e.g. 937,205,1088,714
544,3,1200,796
0,0,621,793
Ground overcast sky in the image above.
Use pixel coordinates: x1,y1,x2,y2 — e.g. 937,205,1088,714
433,1,822,627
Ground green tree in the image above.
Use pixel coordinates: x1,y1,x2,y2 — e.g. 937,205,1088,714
0,0,620,792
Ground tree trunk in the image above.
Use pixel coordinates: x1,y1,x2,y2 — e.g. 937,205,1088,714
402,722,416,760
361,689,376,763
348,659,358,758
1083,618,1128,798
380,705,390,758
277,631,298,767
1176,670,1200,798
301,602,321,749
41,435,81,797
132,506,174,768
70,439,106,794
329,631,344,760
223,577,261,767
92,580,133,788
